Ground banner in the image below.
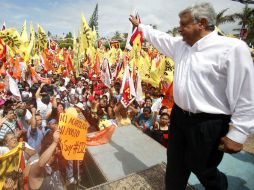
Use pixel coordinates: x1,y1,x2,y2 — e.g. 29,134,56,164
0,143,22,190
120,64,136,108
59,113,89,160
87,121,116,146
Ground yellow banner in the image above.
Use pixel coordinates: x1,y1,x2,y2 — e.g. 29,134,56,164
59,113,89,160
0,142,22,190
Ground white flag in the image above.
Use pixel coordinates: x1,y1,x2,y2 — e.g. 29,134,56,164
100,58,112,88
7,73,21,99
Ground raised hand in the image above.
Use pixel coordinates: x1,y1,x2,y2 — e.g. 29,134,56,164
53,129,61,144
129,15,139,27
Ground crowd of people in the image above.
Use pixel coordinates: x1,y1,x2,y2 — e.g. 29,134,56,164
0,55,172,189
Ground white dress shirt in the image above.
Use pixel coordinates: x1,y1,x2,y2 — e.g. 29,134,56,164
139,24,254,144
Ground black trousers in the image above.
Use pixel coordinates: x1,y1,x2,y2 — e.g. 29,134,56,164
166,104,231,190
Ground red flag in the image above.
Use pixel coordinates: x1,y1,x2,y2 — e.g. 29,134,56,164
49,39,57,51
130,13,143,47
162,81,174,110
94,52,100,75
12,57,22,80
110,40,119,49
42,52,53,71
19,150,25,171
86,124,116,146
65,54,75,73
29,66,51,84
120,64,136,108
113,60,123,80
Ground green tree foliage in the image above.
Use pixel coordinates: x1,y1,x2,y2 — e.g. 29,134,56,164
89,3,99,37
233,3,254,43
65,32,73,39
112,31,121,40
216,8,235,26
57,32,73,49
166,27,179,37
47,31,52,37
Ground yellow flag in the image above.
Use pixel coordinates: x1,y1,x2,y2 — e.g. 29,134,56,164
17,20,30,61
107,47,117,66
130,34,141,61
37,24,47,52
149,58,161,87
58,49,64,61
162,57,174,84
0,142,23,190
57,65,62,74
87,46,96,66
138,53,151,80
20,20,29,44
23,22,35,63
80,14,93,52
0,28,22,52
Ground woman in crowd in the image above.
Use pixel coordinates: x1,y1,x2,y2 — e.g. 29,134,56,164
151,112,170,147
28,129,66,190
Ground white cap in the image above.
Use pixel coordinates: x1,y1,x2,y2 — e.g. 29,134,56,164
74,102,84,110
59,86,67,92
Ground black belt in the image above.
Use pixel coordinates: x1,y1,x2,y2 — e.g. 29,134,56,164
174,104,230,120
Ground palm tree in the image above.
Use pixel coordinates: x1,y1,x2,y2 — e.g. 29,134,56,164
112,31,121,40
233,4,254,42
166,27,179,37
233,5,254,28
216,8,235,26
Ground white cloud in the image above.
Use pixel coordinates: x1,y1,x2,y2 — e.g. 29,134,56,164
0,0,251,37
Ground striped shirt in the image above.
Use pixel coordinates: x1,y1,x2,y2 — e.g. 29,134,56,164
0,120,17,141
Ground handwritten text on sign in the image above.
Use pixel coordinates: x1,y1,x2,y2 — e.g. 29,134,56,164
59,113,89,160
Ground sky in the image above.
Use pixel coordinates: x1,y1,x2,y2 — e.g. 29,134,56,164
0,0,253,38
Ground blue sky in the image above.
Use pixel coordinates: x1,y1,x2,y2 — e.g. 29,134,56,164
0,0,252,38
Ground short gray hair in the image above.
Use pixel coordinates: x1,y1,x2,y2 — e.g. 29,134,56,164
179,2,216,30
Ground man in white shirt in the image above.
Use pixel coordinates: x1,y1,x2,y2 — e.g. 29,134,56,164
35,83,52,127
130,2,254,190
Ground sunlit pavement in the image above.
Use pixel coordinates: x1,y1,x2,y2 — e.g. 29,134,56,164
188,151,254,190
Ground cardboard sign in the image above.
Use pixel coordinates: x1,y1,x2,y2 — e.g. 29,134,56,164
59,113,89,160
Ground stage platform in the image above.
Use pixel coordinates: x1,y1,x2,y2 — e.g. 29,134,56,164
80,125,254,190
81,125,167,188
87,163,194,190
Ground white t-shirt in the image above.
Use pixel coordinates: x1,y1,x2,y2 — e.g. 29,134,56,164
21,109,32,131
0,142,34,156
0,146,9,155
36,98,52,127
64,77,70,86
